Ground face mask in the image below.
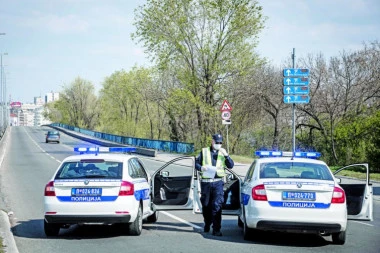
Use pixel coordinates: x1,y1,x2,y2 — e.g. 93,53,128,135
213,144,222,150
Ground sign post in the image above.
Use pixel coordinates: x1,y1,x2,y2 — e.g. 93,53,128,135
283,49,310,153
220,100,232,153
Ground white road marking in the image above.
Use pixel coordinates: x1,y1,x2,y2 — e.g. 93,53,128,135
161,211,202,229
351,220,374,227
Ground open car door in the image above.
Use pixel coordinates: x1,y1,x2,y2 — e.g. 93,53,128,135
193,168,242,216
334,163,373,221
151,156,195,211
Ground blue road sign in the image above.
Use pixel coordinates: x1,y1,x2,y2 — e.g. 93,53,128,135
283,77,309,86
283,86,309,95
283,68,309,77
283,95,310,104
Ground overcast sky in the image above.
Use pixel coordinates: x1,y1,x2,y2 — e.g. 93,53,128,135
0,0,379,103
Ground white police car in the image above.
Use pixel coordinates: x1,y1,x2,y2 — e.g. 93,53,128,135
44,146,158,236
145,151,373,245
238,151,373,245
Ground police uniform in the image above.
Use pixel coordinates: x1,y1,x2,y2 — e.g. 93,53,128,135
195,134,234,236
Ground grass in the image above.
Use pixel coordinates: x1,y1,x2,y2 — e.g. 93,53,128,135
230,155,380,181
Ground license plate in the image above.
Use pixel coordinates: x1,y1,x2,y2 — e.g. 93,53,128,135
282,191,316,201
71,188,102,197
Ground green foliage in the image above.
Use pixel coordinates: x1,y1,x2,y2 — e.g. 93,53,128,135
366,111,380,172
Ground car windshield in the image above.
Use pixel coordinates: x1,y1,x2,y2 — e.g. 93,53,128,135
55,161,123,179
48,131,59,135
259,162,334,180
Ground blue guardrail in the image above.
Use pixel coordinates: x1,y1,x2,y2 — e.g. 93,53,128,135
51,123,194,154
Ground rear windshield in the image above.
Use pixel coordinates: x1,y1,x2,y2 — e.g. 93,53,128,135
48,131,59,135
55,161,123,179
259,162,333,180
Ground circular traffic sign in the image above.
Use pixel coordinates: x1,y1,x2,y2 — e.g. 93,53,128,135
221,110,231,120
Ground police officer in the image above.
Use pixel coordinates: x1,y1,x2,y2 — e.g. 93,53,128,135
195,133,234,236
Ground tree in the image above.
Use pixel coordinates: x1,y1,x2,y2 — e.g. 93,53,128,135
133,0,266,147
60,77,99,129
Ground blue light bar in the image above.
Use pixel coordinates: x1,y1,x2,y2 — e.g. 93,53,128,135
74,146,136,154
74,147,99,153
294,151,321,159
255,151,283,157
255,150,321,159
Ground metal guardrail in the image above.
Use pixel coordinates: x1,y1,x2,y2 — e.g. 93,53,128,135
50,123,194,154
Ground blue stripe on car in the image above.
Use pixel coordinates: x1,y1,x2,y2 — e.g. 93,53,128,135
57,188,150,202
268,201,331,208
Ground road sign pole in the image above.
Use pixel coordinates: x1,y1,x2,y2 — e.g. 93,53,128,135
226,124,229,154
292,48,296,153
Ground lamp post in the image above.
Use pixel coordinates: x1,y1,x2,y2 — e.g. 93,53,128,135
0,32,5,132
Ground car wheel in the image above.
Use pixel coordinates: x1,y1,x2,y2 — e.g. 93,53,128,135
332,231,346,245
129,204,143,235
243,209,252,240
44,220,60,236
238,216,243,228
146,211,159,223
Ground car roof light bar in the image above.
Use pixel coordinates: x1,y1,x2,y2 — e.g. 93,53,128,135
255,150,321,159
74,146,136,154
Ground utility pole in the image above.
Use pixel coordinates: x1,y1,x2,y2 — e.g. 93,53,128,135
0,33,5,132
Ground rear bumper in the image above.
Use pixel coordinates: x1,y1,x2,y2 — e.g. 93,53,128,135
256,221,341,233
44,214,131,224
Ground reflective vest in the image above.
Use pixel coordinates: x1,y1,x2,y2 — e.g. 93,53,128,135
201,147,226,178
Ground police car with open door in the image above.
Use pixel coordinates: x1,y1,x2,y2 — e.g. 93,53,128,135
238,151,373,245
44,146,158,236
150,156,242,218
150,151,373,245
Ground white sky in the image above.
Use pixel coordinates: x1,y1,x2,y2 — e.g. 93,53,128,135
0,0,379,103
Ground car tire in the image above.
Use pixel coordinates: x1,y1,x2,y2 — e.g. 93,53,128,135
44,220,60,236
129,204,143,236
146,211,159,223
238,216,243,228
243,209,253,240
332,231,346,245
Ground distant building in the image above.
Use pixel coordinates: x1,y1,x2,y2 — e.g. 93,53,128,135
15,103,51,126
45,91,60,103
34,96,44,106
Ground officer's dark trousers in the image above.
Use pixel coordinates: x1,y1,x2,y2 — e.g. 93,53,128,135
200,180,224,232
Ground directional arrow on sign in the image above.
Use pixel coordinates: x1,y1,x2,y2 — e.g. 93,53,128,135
283,95,310,104
283,86,309,95
283,77,309,86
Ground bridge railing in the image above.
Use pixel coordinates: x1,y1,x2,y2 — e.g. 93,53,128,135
50,123,194,154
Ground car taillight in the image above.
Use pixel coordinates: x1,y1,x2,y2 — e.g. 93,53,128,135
119,181,134,196
44,181,56,196
252,184,267,201
331,186,345,204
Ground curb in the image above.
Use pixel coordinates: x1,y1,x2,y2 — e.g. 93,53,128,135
0,210,19,253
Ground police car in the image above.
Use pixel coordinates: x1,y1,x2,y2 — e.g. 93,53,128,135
142,150,373,245
44,146,158,236
238,151,373,245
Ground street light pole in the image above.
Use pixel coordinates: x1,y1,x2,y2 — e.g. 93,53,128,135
0,33,6,131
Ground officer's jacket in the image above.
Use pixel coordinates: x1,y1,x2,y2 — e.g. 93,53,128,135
195,146,234,178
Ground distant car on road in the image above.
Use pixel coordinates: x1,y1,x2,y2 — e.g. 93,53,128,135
46,131,60,143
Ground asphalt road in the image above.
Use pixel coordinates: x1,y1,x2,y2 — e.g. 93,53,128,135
0,126,379,253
